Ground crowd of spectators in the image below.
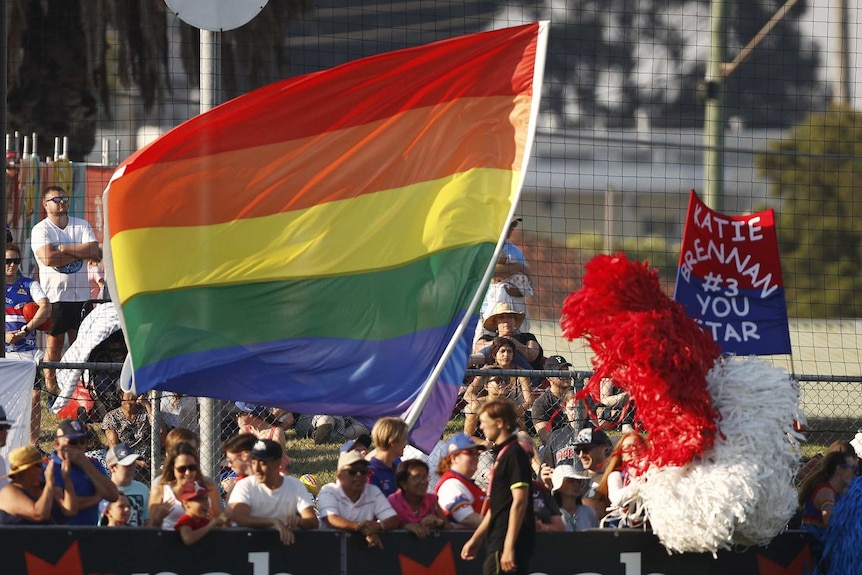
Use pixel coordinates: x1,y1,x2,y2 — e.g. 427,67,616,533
6,197,849,566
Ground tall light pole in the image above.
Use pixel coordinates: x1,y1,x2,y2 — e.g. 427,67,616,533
702,0,726,212
701,0,799,211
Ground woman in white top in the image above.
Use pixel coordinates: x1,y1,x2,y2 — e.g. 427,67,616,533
595,431,646,509
148,441,220,529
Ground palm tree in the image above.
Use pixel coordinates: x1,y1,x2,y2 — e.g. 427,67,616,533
6,0,309,160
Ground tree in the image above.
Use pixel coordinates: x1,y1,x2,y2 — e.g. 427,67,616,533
6,0,309,160
755,105,862,318
525,0,824,130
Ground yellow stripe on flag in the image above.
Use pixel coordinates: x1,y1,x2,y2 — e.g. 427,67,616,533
111,168,519,304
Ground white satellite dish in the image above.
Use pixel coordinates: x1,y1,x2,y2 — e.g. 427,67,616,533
165,0,268,31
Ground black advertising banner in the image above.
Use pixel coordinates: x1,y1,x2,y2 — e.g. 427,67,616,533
1,527,813,575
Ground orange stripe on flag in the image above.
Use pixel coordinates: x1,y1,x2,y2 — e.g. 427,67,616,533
107,96,530,231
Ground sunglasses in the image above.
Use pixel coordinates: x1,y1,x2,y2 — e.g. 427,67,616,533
175,464,199,474
45,196,69,204
66,438,86,446
5,258,20,264
574,445,595,454
841,463,858,471
344,467,369,476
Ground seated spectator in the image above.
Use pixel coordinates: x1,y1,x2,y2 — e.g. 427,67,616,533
595,431,647,513
159,392,200,433
795,439,857,486
517,431,564,533
473,216,533,343
101,493,132,526
470,302,543,371
798,450,858,557
0,446,78,525
387,459,448,539
340,433,373,457
597,377,634,432
149,441,221,531
571,426,613,522
164,427,199,455
100,443,149,526
543,397,597,469
435,433,486,529
464,347,529,447
219,433,257,500
367,417,409,497
175,482,229,545
317,451,398,549
531,355,574,445
87,256,106,300
50,420,119,525
294,413,370,445
235,402,286,447
102,391,159,474
551,464,597,531
228,439,318,545
401,437,449,492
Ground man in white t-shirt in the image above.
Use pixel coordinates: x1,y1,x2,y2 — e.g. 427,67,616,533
30,185,100,400
228,439,318,545
317,450,398,549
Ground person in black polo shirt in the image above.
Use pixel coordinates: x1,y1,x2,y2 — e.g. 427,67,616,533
461,398,534,575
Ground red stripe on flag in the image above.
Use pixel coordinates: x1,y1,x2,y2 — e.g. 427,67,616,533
118,24,538,171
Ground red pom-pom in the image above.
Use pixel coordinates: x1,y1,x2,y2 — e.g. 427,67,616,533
561,253,721,468
22,302,52,331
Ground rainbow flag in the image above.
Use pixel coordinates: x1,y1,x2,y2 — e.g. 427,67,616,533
104,23,547,449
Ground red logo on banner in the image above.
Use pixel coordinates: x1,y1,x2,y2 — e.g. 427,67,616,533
755,544,813,575
398,542,457,575
25,541,84,575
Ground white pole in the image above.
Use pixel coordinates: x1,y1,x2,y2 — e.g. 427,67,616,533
197,27,222,483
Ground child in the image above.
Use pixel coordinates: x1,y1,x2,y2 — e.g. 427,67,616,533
175,482,228,545
102,494,132,526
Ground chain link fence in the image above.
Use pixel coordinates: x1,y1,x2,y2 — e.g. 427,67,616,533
5,1,862,489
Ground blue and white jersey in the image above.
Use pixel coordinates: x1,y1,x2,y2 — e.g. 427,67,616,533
5,276,46,352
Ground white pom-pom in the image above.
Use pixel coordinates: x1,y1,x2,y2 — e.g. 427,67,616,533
617,357,803,554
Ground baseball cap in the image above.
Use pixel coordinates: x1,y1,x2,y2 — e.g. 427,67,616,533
250,439,283,461
56,419,86,440
337,450,369,472
234,401,269,418
544,355,572,371
106,443,141,467
177,481,209,502
574,426,612,447
446,433,483,454
339,433,372,453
